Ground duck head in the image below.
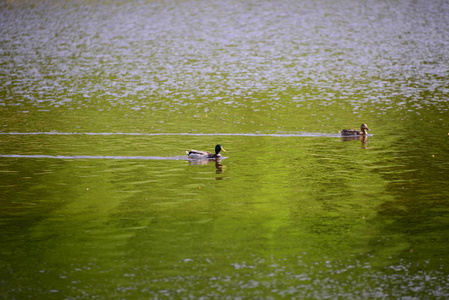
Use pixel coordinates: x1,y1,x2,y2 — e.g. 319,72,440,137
361,124,370,133
215,144,226,155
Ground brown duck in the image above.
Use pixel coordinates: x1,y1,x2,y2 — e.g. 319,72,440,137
340,124,370,136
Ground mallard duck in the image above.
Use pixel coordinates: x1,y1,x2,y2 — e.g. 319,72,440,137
340,124,370,136
186,144,226,159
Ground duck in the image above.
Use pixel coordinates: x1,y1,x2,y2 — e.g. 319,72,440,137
186,144,226,159
340,124,370,136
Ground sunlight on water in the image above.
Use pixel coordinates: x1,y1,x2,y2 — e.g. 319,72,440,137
1,0,448,135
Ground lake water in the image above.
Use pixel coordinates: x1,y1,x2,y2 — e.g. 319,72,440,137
1,0,449,298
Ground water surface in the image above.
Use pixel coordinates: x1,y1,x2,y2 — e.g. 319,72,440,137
1,0,449,298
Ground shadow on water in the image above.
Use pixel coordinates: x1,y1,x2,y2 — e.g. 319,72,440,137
369,131,449,259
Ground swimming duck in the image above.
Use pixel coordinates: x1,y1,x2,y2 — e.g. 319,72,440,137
186,144,226,159
340,124,370,136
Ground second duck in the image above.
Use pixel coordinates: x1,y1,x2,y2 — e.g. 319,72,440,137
340,124,370,136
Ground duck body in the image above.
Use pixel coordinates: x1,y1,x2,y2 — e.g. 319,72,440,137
340,129,366,136
186,144,226,159
340,124,370,136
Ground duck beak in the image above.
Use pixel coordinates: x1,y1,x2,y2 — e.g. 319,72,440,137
221,146,226,152
366,127,370,131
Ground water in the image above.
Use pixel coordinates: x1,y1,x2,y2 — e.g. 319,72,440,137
1,0,449,298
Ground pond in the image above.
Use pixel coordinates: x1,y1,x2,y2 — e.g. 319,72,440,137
1,0,449,298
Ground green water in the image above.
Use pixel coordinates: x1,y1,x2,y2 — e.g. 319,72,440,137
1,0,449,298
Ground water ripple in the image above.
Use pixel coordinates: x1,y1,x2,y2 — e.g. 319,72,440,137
0,154,187,160
0,132,346,137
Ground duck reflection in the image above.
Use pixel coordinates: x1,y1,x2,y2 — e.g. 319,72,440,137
188,157,225,174
341,135,369,147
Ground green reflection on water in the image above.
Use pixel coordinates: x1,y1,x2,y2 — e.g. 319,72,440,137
1,132,449,298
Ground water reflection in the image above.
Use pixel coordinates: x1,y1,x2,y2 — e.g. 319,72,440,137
215,159,224,174
188,157,226,174
341,135,369,147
